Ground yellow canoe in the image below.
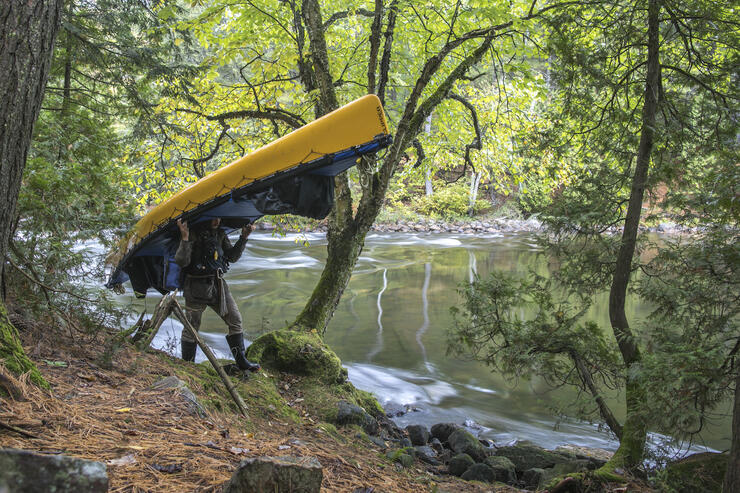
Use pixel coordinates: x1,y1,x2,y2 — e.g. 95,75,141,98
107,94,391,294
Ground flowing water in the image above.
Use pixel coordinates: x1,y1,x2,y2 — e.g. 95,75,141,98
112,231,729,454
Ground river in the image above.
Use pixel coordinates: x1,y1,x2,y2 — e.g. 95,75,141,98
112,231,729,455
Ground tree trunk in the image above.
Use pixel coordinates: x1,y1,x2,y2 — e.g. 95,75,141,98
290,2,497,333
723,370,740,493
603,0,661,472
0,0,63,385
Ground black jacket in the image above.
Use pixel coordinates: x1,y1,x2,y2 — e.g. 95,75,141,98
174,228,247,275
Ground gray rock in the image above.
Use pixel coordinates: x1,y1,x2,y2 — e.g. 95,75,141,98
430,422,459,443
495,444,569,472
368,436,387,449
447,429,487,462
430,437,444,453
448,453,475,477
335,401,379,435
542,460,592,484
522,467,545,490
554,445,611,468
152,376,206,417
406,424,430,446
397,454,414,468
0,448,108,492
484,456,516,484
461,463,495,483
399,437,412,448
414,446,440,465
224,456,322,493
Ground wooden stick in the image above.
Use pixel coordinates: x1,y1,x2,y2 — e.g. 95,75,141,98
170,300,249,418
0,420,39,439
136,293,176,350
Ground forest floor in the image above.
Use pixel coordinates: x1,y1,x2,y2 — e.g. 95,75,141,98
0,315,658,493
0,320,526,492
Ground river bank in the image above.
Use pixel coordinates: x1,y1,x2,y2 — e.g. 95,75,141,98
1,307,725,491
0,316,502,492
256,216,695,235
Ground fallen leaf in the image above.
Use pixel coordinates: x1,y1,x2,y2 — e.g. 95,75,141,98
244,432,254,439
125,445,145,450
77,372,96,382
107,454,136,467
116,408,132,413
229,447,249,455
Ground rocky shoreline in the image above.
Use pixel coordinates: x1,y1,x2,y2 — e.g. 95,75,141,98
334,398,614,491
256,217,696,235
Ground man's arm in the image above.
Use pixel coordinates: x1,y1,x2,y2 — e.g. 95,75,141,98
223,224,253,263
174,219,193,267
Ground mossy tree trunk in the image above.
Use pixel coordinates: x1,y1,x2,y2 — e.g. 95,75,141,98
0,0,63,386
290,0,500,334
600,0,661,473
0,305,48,388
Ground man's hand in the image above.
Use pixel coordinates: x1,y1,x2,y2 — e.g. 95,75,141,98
240,223,254,239
177,218,189,241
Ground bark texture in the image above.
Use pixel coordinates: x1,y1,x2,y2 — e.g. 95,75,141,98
1,0,62,288
603,0,661,472
0,0,63,386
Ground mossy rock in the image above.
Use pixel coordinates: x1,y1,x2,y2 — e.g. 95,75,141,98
247,330,347,384
663,452,727,493
293,377,383,426
495,443,569,472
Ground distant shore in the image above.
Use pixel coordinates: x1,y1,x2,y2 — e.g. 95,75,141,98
255,216,695,235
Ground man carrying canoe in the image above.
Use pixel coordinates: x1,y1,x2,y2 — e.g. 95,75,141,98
174,218,260,372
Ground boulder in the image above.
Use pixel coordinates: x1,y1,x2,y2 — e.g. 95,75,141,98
542,460,592,485
246,330,347,384
0,448,108,492
554,445,611,468
522,467,545,490
398,437,412,448
461,463,495,483
397,454,414,468
151,376,206,417
483,456,516,484
223,456,322,493
663,452,727,493
430,422,459,443
447,429,487,462
414,446,440,465
406,424,430,446
430,437,444,453
335,401,379,435
448,453,475,477
495,443,568,472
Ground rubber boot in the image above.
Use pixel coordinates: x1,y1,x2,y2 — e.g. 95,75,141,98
181,339,197,362
225,333,261,372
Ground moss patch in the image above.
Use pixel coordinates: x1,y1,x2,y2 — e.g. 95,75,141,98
155,352,299,426
662,452,727,493
0,303,47,388
246,329,347,384
294,377,383,425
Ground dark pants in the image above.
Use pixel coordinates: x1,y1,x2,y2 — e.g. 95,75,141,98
182,281,243,343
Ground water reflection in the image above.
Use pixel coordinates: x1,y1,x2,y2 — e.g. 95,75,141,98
110,231,729,453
